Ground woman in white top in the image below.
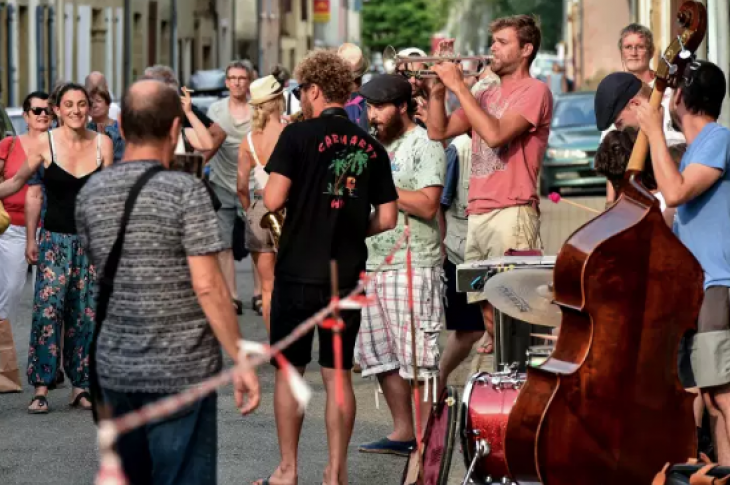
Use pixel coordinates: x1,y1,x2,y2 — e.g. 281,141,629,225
237,75,285,333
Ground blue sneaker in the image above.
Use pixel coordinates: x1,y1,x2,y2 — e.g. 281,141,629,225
358,437,417,456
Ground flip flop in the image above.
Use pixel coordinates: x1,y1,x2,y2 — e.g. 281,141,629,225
251,295,263,316
358,437,417,456
28,395,50,414
476,341,494,354
70,391,93,410
233,299,243,315
254,478,271,485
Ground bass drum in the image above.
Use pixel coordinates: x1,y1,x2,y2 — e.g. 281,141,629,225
460,369,525,484
401,386,460,485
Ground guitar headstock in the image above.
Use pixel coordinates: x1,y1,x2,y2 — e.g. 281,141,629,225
655,0,707,89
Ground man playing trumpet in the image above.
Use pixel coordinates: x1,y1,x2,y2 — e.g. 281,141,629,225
427,15,553,354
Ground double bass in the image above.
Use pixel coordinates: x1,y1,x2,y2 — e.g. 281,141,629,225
504,2,707,484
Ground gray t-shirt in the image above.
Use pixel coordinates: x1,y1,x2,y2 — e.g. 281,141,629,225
76,161,227,393
207,97,251,194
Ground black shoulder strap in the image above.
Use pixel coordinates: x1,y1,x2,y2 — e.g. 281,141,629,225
90,163,164,423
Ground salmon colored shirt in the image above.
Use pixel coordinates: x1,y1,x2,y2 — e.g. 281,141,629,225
0,137,28,227
455,77,553,215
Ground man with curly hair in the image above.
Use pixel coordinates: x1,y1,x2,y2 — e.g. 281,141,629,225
259,50,399,485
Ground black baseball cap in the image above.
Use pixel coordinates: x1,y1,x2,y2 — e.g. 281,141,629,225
595,72,643,131
359,74,412,105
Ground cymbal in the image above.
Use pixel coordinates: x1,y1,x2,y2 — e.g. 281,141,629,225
483,269,561,328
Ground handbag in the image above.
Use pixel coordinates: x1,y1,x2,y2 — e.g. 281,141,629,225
89,164,165,423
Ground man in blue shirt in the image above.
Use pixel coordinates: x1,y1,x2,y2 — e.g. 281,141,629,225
638,59,730,463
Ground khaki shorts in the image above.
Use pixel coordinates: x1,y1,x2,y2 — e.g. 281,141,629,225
679,286,730,389
464,205,540,304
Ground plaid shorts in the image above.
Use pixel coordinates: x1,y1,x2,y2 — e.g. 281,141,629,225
356,267,445,380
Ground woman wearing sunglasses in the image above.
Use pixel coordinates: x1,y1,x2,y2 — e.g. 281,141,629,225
0,92,52,379
0,83,114,413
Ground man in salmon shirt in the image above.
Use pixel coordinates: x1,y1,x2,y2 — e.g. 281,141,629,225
427,15,553,354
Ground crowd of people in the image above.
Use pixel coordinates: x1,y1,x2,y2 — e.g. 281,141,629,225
0,11,729,485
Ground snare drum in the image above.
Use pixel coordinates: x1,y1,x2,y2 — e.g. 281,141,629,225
460,369,525,484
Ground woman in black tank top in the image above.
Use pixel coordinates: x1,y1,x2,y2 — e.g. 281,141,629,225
0,83,113,413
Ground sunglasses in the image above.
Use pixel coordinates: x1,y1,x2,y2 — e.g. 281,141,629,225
292,83,311,101
683,60,701,87
29,107,51,116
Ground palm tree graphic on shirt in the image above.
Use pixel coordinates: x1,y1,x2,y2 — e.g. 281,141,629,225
326,149,369,197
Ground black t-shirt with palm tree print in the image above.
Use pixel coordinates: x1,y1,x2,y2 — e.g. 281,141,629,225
266,110,398,288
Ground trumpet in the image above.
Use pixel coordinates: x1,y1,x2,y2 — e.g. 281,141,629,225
260,210,285,249
382,45,492,79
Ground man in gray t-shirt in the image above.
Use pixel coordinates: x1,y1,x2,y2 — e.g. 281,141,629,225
76,79,259,485
207,60,253,311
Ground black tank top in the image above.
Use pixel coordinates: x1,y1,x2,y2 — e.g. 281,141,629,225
43,131,103,234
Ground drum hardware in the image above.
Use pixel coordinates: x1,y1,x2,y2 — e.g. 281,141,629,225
461,439,489,485
526,345,553,367
455,255,556,294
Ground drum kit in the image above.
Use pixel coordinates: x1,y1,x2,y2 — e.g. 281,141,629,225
404,257,560,485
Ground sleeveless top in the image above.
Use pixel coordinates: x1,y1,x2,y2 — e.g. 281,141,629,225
247,132,269,192
43,131,103,234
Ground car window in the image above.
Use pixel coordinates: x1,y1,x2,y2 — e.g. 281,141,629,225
0,105,15,139
552,95,596,128
10,114,26,135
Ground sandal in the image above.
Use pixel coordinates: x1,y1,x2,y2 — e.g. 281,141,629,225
476,341,494,354
251,295,263,316
233,299,243,316
28,395,50,414
70,391,93,410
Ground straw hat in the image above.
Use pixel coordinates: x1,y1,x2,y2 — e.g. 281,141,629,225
249,75,284,105
337,43,370,80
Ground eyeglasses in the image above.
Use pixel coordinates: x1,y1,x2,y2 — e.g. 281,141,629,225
292,83,311,101
227,76,249,84
683,60,702,87
29,107,51,116
622,44,648,53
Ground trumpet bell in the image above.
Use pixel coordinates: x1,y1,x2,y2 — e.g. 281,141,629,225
383,46,398,74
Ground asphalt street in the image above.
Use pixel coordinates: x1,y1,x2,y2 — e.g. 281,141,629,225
0,260,410,485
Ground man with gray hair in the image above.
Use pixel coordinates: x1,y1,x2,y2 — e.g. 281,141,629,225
76,78,260,482
142,65,226,158
206,60,254,314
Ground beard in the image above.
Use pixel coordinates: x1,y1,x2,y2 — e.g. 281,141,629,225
301,96,314,120
371,114,406,145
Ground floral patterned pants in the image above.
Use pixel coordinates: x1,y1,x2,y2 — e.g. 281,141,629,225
27,229,97,388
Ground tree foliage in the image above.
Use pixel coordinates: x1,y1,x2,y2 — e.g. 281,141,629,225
489,0,563,52
362,0,452,54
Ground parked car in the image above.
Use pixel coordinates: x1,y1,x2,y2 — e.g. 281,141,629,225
5,107,25,136
531,53,561,82
540,92,604,196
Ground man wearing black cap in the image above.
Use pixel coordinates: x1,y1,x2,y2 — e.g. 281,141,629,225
355,74,446,455
636,60,730,464
596,71,685,203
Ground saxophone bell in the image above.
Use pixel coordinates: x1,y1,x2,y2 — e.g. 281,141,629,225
260,210,285,249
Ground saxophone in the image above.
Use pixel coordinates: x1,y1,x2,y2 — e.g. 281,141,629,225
260,210,285,249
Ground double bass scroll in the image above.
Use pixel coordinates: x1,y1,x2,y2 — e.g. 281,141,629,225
503,2,708,485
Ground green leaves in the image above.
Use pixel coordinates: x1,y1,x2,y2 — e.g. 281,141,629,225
362,0,449,54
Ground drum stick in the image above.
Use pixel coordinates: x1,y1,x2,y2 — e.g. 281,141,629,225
329,261,345,409
404,214,424,450
548,192,601,214
531,333,558,341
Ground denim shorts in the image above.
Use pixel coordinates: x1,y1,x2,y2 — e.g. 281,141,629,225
102,388,218,485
